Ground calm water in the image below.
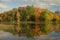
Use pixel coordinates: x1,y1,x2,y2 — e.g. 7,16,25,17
0,23,60,40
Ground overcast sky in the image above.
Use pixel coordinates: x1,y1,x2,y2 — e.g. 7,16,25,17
0,0,60,13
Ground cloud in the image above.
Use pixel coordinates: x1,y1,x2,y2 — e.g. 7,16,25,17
0,0,60,12
31,0,34,2
43,0,60,4
0,3,8,13
29,0,59,8
23,0,28,2
0,3,8,9
34,3,49,8
30,0,49,8
16,0,28,2
18,0,57,8
18,5,27,7
0,0,11,2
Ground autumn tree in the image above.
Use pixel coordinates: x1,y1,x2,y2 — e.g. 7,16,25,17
26,5,35,21
18,7,27,21
55,11,60,22
39,10,52,23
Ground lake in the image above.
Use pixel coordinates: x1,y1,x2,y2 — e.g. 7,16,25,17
0,22,60,40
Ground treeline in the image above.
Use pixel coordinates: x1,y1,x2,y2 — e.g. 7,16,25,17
0,5,60,23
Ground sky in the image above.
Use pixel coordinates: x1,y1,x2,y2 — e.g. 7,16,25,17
0,0,60,13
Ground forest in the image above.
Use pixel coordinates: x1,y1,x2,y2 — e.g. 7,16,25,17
0,5,60,23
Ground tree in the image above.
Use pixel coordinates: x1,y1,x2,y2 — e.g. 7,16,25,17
27,5,35,15
7,11,13,22
55,11,60,14
55,11,60,22
20,9,27,21
27,5,35,21
39,10,52,23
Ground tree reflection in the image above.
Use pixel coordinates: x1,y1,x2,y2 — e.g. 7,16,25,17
52,23,60,33
0,23,60,37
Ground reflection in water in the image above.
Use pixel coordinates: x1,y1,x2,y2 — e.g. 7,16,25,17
52,23,60,33
0,23,60,40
